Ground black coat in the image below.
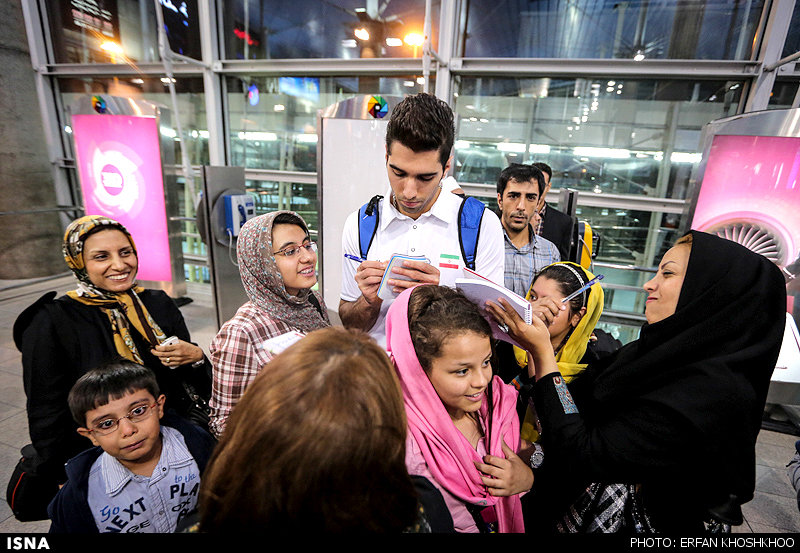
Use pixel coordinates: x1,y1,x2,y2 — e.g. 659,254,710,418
540,204,576,262
14,289,212,482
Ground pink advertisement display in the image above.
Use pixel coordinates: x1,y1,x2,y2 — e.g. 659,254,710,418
71,114,172,282
692,134,800,269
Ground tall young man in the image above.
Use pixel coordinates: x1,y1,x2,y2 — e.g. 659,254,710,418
339,93,504,347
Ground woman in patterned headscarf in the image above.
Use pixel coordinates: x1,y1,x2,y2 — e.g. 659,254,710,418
208,211,330,438
14,215,212,489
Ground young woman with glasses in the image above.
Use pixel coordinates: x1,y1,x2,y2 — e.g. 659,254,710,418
208,211,330,438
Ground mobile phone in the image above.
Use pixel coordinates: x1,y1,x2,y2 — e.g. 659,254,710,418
162,336,179,346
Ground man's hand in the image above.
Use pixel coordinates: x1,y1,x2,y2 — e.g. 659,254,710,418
387,259,440,293
354,260,387,305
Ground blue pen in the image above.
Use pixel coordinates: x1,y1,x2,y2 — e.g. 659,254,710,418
562,274,604,303
344,253,366,263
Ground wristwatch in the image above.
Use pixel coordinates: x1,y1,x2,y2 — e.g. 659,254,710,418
529,443,544,469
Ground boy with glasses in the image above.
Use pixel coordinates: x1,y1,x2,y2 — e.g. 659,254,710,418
48,360,215,533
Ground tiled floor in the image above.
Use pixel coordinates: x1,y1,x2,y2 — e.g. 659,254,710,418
0,275,798,534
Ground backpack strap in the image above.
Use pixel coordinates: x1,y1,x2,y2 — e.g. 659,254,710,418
457,196,485,271
357,195,383,260
307,292,326,320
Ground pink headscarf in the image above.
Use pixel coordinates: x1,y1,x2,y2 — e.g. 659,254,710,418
386,286,525,533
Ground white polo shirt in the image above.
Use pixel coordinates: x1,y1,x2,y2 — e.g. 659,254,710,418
341,187,505,348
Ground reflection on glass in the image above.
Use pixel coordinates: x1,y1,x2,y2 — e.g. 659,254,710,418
46,0,202,64
783,1,800,58
246,180,319,234
768,80,800,110
463,0,764,60
453,77,742,200
227,75,434,172
59,76,209,166
221,0,438,59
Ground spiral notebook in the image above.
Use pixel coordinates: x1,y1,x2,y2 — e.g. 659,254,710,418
455,275,532,347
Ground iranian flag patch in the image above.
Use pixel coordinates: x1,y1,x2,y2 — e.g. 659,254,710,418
439,253,460,269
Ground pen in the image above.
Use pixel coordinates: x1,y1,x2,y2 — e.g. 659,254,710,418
561,274,604,303
344,253,366,263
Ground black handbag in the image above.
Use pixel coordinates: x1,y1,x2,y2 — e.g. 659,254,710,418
6,444,59,522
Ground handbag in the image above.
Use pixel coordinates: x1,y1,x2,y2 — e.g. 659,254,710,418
6,444,60,522
181,380,212,432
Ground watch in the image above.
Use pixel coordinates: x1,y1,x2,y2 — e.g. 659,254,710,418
529,443,544,469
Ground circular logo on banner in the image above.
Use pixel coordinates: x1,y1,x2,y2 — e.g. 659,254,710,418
368,96,389,119
92,96,107,114
100,164,124,196
90,145,144,216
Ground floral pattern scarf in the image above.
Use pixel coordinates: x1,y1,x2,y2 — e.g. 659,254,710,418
237,211,329,333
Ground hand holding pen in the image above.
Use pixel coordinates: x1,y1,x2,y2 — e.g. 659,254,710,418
346,254,387,305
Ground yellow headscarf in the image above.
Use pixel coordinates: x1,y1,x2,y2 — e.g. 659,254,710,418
513,262,604,441
62,215,167,363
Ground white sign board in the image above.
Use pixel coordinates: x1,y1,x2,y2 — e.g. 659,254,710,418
317,96,403,311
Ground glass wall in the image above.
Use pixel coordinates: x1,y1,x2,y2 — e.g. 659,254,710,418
227,74,433,172
58,76,209,166
453,77,742,198
46,0,202,64
782,0,800,58
221,0,439,59
463,0,765,60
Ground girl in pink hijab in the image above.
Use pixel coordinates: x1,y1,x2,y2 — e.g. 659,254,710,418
386,285,531,533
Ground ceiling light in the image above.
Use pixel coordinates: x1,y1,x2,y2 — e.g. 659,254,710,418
354,28,370,41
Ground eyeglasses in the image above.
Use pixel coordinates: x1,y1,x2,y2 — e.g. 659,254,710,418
273,241,317,258
89,403,159,435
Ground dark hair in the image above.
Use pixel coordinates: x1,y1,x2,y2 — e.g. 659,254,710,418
496,163,546,197
386,93,455,168
199,327,417,533
532,162,552,180
68,359,160,426
407,285,492,372
533,264,590,315
273,212,308,235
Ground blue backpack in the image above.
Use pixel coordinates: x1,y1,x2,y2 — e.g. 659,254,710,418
357,194,486,270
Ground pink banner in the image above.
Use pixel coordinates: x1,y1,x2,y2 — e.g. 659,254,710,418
71,114,172,281
693,134,800,268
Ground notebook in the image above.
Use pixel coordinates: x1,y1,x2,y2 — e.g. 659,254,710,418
455,275,532,347
377,253,431,301
262,330,305,356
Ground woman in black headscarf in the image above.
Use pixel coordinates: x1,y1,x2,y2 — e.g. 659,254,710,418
487,230,786,533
